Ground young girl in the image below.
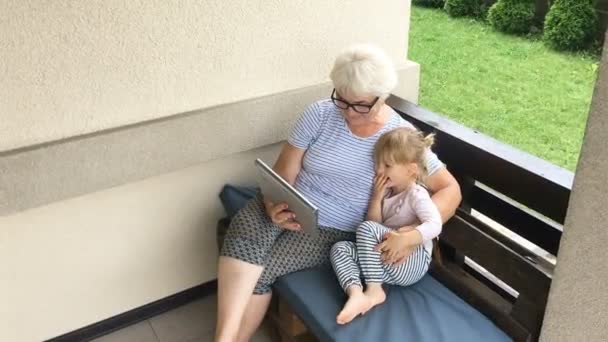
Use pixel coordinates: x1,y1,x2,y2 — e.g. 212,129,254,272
330,127,442,325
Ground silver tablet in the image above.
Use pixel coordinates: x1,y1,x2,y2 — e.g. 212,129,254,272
255,159,319,236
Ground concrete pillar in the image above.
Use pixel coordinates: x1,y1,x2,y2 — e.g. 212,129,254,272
540,35,608,340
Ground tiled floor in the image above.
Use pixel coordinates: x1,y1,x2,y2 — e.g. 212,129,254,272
91,294,274,342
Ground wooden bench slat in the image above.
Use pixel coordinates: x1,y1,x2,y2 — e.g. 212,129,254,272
468,184,562,255
511,294,546,340
462,258,519,300
457,209,554,275
441,215,552,305
430,262,532,342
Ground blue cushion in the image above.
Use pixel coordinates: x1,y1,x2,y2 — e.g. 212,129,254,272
274,265,511,342
218,184,258,218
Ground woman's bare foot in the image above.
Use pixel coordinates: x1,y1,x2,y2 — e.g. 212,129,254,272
362,283,386,314
336,286,370,325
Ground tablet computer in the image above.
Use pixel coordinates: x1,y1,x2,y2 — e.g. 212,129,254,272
255,158,319,236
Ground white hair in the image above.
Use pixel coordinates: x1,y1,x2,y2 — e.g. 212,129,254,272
329,44,398,99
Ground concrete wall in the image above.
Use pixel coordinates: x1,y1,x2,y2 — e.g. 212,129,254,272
0,1,419,341
0,67,420,216
0,144,281,342
540,34,608,341
1,0,415,152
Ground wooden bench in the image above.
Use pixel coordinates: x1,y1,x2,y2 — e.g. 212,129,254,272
217,95,570,342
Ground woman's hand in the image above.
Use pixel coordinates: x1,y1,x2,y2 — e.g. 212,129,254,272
263,143,307,231
397,224,418,233
375,230,420,265
263,198,302,231
372,174,389,200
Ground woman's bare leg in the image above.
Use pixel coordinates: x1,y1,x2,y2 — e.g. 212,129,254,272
235,292,273,342
215,256,264,342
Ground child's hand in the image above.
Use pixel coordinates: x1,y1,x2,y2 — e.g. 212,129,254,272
372,174,389,200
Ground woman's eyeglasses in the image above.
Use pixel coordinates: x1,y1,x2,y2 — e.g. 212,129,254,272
331,89,379,114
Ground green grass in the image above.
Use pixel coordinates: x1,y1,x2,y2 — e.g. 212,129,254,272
408,6,599,171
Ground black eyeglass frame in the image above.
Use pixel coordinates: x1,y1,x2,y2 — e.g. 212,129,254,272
330,89,380,114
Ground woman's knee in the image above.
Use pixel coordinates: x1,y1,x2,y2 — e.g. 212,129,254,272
253,282,273,295
221,220,270,266
220,200,283,265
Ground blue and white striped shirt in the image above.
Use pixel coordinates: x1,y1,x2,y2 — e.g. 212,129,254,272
288,99,443,232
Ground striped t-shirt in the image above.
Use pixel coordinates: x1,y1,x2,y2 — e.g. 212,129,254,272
288,99,444,232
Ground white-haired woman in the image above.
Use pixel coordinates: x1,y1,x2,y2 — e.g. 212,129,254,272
215,44,462,342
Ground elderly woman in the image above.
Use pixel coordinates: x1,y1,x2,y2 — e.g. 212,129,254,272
215,45,461,342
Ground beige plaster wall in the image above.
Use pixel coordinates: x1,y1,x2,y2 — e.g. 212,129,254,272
1,0,413,152
0,143,280,341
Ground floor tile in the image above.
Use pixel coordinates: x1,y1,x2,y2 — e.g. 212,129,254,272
186,319,275,342
92,294,277,342
149,294,217,342
251,320,275,342
185,332,213,342
91,320,158,342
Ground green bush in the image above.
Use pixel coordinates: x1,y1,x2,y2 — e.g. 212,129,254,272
444,0,484,18
413,0,445,8
488,0,535,35
544,0,598,51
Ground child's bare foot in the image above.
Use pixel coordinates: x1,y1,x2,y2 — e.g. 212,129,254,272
337,286,370,325
363,283,386,314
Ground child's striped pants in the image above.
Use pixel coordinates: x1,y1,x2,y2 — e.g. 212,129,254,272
330,220,431,290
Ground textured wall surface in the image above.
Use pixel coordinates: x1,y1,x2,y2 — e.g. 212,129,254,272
0,84,329,215
0,0,411,152
0,143,281,342
540,36,608,341
0,63,419,215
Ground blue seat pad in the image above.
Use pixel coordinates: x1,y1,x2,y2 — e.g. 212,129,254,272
274,266,511,342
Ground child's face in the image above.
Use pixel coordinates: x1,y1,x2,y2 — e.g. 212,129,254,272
375,160,418,188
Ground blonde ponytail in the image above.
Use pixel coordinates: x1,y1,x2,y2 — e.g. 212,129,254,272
423,133,435,148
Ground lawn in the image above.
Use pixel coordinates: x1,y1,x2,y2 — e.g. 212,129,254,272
408,6,599,171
